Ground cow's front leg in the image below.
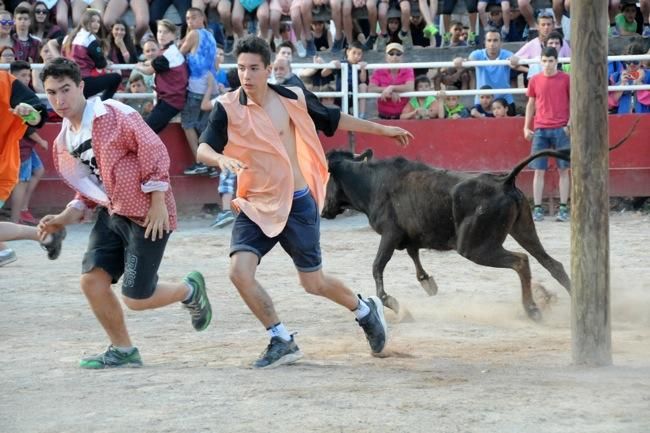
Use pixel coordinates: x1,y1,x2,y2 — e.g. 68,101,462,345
372,234,401,314
406,246,438,296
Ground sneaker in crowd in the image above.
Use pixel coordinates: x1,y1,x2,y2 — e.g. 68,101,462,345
532,206,544,222
253,336,303,369
183,271,212,331
500,26,510,42
40,228,66,260
399,31,413,49
363,34,377,51
331,37,345,54
79,345,143,369
19,209,38,225
467,31,478,46
642,25,650,38
207,167,220,178
376,35,389,52
423,23,439,37
555,205,570,222
184,163,209,175
210,210,235,228
295,40,307,58
609,26,620,37
224,36,235,55
356,295,387,353
0,248,17,267
305,38,317,57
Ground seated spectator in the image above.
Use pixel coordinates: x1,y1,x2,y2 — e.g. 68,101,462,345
135,19,189,134
0,9,12,49
437,86,470,119
103,0,149,43
479,0,511,40
62,9,122,100
400,75,439,120
322,41,368,117
107,20,139,84
129,39,158,91
447,21,468,47
271,0,301,54
471,84,495,118
433,63,470,91
299,53,335,90
124,73,154,116
491,97,509,117
454,28,517,116
30,1,64,42
232,0,270,45
272,57,307,89
523,30,570,76
609,42,650,113
12,6,41,62
276,40,294,60
442,0,478,46
614,0,647,36
311,18,332,52
409,15,436,48
368,42,415,119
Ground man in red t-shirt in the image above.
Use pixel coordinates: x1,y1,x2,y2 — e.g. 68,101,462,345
524,46,571,222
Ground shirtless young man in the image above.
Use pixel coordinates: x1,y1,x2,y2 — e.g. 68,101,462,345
198,36,413,369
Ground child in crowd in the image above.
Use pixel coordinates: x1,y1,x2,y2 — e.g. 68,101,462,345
447,21,468,47
491,97,509,117
471,85,495,118
401,75,439,120
311,19,331,52
8,61,48,225
478,0,511,39
129,39,158,92
322,41,368,118
614,0,644,36
438,86,470,119
136,19,188,134
125,73,154,116
12,6,42,62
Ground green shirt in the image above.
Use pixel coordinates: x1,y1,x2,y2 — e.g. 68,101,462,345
615,14,638,33
409,95,437,110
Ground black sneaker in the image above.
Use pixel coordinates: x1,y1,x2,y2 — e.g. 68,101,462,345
253,336,303,369
183,271,212,331
183,163,209,175
356,295,387,353
79,345,143,369
40,228,66,260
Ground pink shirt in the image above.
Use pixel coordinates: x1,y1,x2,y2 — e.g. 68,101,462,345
370,68,415,117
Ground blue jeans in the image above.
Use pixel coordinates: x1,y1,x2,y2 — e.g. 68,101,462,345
530,127,571,170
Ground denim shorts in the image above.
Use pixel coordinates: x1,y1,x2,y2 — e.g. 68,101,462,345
19,150,44,182
218,169,236,195
230,192,322,272
180,91,208,130
82,208,171,299
530,127,571,170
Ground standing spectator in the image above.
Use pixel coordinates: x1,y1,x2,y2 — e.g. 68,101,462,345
30,1,64,42
12,6,41,62
107,20,139,83
437,86,470,119
369,42,415,119
8,60,48,226
470,84,494,117
510,12,571,79
454,28,516,116
400,75,439,120
523,47,571,222
321,41,368,118
608,42,650,113
136,19,189,133
63,9,122,100
103,0,150,43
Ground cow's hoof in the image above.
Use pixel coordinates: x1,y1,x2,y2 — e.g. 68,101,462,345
420,277,438,296
526,305,543,322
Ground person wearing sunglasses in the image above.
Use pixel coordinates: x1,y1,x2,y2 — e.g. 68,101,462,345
608,42,650,114
30,1,64,42
0,10,13,50
368,42,415,120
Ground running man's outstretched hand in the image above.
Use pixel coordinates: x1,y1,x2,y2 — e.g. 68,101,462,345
381,125,413,147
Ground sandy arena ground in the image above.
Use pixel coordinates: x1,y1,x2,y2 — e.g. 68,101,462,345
1,210,649,433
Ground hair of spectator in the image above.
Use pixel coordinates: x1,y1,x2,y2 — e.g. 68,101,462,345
30,1,55,36
547,31,563,46
492,97,508,108
276,40,295,54
536,11,554,23
541,46,558,59
235,35,272,67
9,59,30,74
450,21,464,30
347,40,364,52
13,5,31,18
130,73,144,84
157,19,177,35
620,1,637,11
186,7,205,17
480,84,493,90
484,26,501,38
142,38,159,49
624,42,646,56
41,57,82,85
110,19,137,55
414,75,431,88
63,9,104,55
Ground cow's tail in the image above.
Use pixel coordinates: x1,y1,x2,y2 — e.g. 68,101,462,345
503,149,570,186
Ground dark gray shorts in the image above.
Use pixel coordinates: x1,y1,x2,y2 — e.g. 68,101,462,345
230,193,322,272
82,208,171,299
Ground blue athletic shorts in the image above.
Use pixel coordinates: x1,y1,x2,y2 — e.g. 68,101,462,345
529,127,571,170
82,207,171,299
19,150,44,182
230,190,322,272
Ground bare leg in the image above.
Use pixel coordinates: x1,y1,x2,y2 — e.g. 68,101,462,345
298,269,359,310
183,128,200,159
22,166,44,214
257,2,270,40
342,0,354,43
533,169,545,206
9,182,27,223
122,280,190,310
131,0,151,42
103,0,128,29
231,0,245,38
558,168,570,204
218,0,233,37
517,0,536,29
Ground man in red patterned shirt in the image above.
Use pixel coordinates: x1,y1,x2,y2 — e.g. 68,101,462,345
37,58,212,370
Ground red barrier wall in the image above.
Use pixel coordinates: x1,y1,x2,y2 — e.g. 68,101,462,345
27,115,649,210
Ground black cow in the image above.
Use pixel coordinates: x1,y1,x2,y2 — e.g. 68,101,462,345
322,149,572,321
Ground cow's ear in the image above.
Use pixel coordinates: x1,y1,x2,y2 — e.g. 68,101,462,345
354,149,373,162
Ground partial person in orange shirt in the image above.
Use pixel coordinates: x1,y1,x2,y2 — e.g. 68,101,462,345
197,36,413,369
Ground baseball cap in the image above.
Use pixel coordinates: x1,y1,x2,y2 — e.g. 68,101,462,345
385,42,404,54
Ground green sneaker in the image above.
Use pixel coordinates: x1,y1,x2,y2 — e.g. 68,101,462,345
423,23,439,37
79,345,143,369
183,271,212,331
